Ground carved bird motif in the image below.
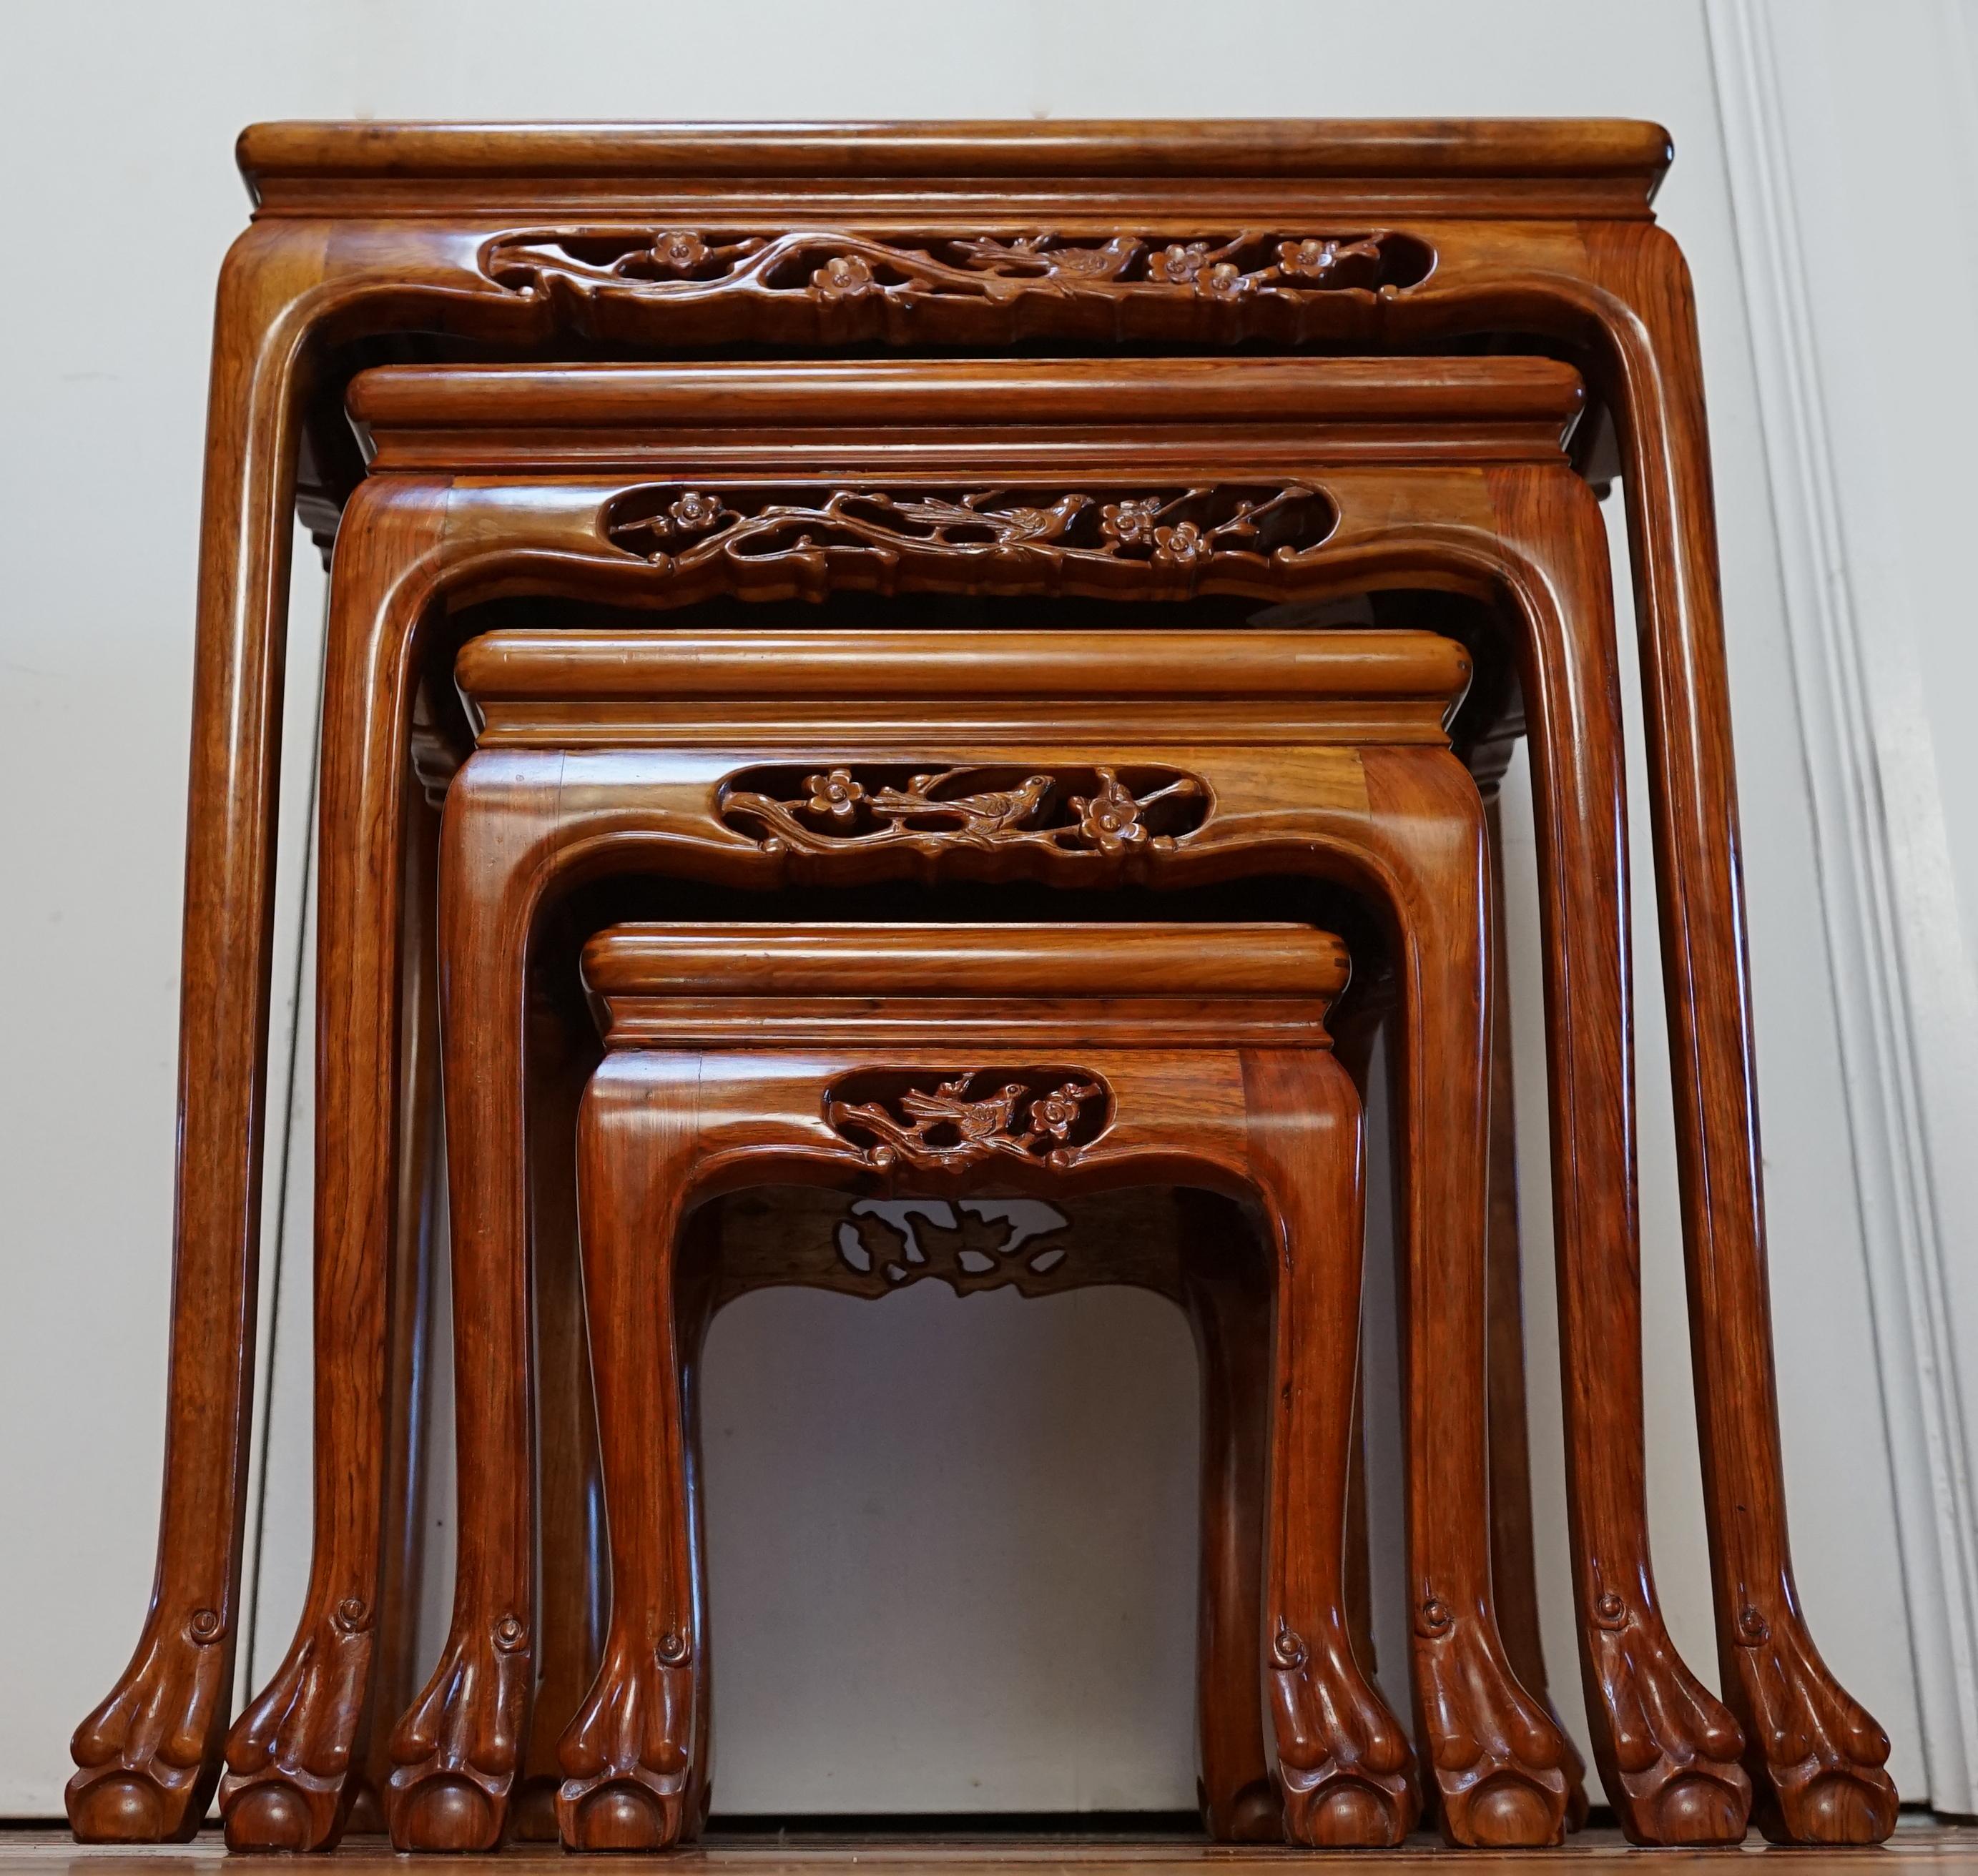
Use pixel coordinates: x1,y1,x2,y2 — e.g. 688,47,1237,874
870,772,1053,833
883,491,1091,544
899,1076,1031,1143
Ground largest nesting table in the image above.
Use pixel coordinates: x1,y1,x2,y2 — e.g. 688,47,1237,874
72,119,1894,1847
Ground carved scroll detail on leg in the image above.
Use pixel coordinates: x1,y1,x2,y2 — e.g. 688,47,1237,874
1269,1623,1416,1846
1410,1597,1570,1846
217,1599,373,1850
67,1614,231,1842
385,1618,533,1851
1735,1609,1897,1844
556,1638,696,1851
1590,1591,1751,1844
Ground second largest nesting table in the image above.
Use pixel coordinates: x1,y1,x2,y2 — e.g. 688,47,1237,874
72,119,1895,1848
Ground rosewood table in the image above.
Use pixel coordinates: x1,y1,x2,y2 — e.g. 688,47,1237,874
562,920,1397,1848
376,621,1555,1851
182,353,1766,1850
89,129,1884,1848
78,117,1895,1841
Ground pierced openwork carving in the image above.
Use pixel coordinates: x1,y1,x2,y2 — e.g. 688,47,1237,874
721,763,1206,857
485,229,1437,344
835,1198,1073,1294
827,1068,1108,1172
604,484,1337,598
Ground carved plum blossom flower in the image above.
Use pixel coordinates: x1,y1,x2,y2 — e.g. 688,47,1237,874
813,254,876,298
1277,237,1344,279
805,769,865,821
1152,520,1211,566
649,231,710,272
1101,497,1162,548
1029,1082,1093,1140
1151,241,1212,283
666,490,724,533
1071,771,1148,852
1195,261,1254,300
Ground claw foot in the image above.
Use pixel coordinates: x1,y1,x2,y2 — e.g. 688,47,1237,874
556,1636,695,1852
1199,1775,1282,1843
1591,1591,1751,1843
1413,1596,1571,1845
217,1597,374,1850
1269,1622,1416,1845
511,1773,561,1841
1733,1606,1897,1843
67,1610,232,1842
386,1615,533,1850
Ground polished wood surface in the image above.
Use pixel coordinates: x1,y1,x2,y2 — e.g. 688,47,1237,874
564,922,1404,1848
14,1823,1978,1876
395,625,1559,1851
191,355,1753,1851
83,118,1891,1850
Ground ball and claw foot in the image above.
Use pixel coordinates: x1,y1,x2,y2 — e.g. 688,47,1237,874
1738,1611,1899,1845
1199,1776,1282,1843
216,1599,375,1851
66,1761,213,1845
385,1619,532,1852
1415,1601,1573,1847
1270,1624,1417,1847
511,1774,562,1841
556,1639,695,1852
1593,1598,1752,1844
67,1615,231,1842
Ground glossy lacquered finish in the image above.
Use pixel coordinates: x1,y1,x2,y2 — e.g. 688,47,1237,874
81,112,1891,1851
405,624,1576,1852
130,352,1781,1853
558,920,1402,1848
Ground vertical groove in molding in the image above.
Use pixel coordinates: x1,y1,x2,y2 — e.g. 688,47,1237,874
1704,0,1978,1810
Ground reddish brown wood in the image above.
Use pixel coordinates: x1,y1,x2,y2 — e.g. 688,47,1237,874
200,356,1748,1851
1176,1193,1281,1843
84,126,1890,1848
405,621,1568,1851
559,922,1411,1848
511,952,606,1843
350,792,444,1833
1480,795,1592,1835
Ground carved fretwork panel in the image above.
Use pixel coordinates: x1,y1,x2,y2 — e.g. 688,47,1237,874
719,762,1208,857
601,484,1339,600
483,228,1437,345
704,1185,1197,1305
825,1067,1110,1172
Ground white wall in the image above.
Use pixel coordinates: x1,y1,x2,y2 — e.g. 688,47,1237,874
1706,0,1978,1811
0,0,1934,1817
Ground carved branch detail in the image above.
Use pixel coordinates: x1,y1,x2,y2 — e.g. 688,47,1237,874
722,763,1206,856
834,1200,1074,1296
827,1069,1108,1172
485,229,1436,344
604,484,1336,598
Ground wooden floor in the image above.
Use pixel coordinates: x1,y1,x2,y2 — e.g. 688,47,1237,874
3,1824,1973,1875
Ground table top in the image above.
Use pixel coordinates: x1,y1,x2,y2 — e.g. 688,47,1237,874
236,119,1671,219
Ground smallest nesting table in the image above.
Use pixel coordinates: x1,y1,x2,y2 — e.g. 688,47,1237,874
565,921,1406,1850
